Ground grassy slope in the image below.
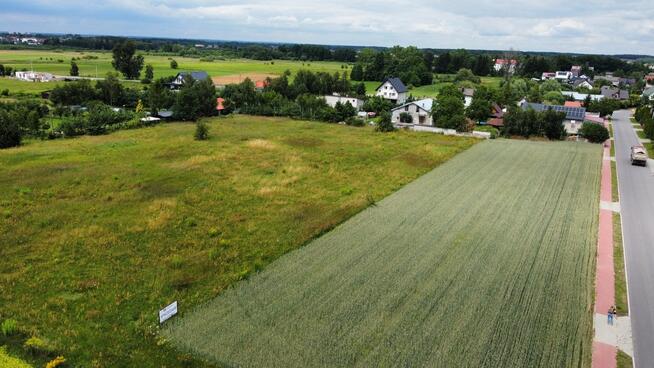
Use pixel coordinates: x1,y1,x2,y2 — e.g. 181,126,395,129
165,139,600,368
0,115,476,367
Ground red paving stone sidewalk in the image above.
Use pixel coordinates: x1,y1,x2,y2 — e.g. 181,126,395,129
592,139,616,368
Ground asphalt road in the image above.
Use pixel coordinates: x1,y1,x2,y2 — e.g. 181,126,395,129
613,109,654,367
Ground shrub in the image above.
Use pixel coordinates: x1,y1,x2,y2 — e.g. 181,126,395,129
376,111,395,132
1,89,8,96
59,115,87,137
194,121,210,140
579,122,610,143
23,336,51,355
45,356,66,368
1,319,18,336
474,125,499,139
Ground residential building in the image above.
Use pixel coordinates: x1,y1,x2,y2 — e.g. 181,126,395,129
571,65,582,77
600,86,629,100
170,71,211,89
391,99,433,126
494,59,518,74
375,77,408,104
571,78,593,89
645,73,654,85
642,87,654,101
564,101,583,108
520,101,586,135
323,94,364,111
555,71,573,81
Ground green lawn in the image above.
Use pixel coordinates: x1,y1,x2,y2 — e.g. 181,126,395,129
165,139,600,368
0,115,476,367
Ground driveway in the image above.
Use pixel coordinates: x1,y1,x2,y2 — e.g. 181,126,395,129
612,109,654,367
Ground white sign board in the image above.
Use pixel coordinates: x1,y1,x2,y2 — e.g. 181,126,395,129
159,301,178,324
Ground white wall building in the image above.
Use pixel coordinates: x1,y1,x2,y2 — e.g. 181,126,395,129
375,77,408,104
391,99,434,126
555,71,573,81
323,94,364,110
14,71,55,82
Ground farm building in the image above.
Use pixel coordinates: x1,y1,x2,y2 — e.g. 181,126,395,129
375,77,408,104
391,99,433,126
14,71,55,82
323,94,364,110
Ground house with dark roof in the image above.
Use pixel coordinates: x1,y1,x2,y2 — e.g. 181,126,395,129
571,77,593,90
170,71,211,89
375,77,408,104
521,102,586,135
600,86,629,100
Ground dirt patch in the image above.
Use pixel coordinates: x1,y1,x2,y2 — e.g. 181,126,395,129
212,73,278,85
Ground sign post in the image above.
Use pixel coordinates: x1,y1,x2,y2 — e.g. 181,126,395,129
159,301,178,324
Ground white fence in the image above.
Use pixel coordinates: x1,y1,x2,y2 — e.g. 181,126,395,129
399,124,491,139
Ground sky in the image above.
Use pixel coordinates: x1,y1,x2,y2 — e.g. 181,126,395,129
2,0,654,55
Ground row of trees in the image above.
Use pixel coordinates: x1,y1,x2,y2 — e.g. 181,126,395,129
635,105,654,141
350,47,433,87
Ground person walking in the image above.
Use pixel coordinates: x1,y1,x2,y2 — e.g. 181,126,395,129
607,307,614,325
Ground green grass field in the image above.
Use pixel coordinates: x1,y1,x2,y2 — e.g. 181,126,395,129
0,49,349,79
164,139,600,367
0,115,475,367
0,50,503,98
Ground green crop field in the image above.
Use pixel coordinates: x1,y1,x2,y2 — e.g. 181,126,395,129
164,139,601,367
0,115,475,367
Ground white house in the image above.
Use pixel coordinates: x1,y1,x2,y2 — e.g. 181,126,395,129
391,99,434,126
461,88,474,108
494,59,518,74
323,94,364,110
375,77,408,104
14,71,55,82
555,71,573,81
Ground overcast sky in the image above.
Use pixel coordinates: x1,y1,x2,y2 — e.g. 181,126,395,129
3,0,654,55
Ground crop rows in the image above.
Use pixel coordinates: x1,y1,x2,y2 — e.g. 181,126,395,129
164,139,601,367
